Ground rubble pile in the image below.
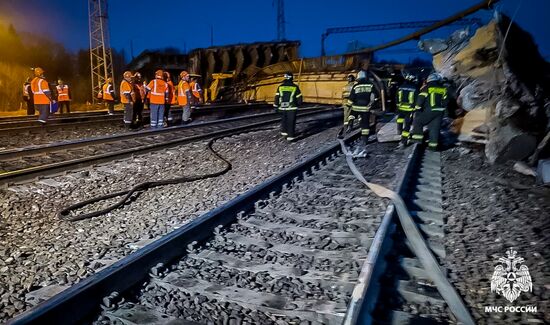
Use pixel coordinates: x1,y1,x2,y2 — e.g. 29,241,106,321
424,13,550,165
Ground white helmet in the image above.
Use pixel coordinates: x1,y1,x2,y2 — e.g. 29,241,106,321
357,70,367,80
427,73,442,83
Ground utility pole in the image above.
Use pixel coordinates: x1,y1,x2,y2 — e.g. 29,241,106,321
89,0,114,104
276,0,285,41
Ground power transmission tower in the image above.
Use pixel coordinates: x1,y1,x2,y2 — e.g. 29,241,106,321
88,0,114,103
276,0,285,41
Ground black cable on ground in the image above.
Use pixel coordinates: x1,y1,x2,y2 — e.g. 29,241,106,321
58,128,273,222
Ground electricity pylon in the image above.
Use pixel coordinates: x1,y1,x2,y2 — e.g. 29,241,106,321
88,0,114,103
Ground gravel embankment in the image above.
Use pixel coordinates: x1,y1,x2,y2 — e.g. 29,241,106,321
442,147,549,324
0,122,342,322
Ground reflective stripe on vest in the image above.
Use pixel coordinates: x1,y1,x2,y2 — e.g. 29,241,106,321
428,86,447,108
177,81,190,106
148,79,168,105
103,84,114,101
56,85,70,101
31,77,50,104
277,85,297,109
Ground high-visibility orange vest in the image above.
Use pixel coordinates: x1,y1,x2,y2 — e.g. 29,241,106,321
56,85,70,101
190,81,202,101
146,79,168,105
177,80,191,106
167,80,177,105
102,83,114,101
31,77,51,105
120,80,133,104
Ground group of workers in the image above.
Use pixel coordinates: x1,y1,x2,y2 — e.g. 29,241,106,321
340,69,449,156
99,70,202,128
24,66,449,151
22,67,203,128
22,68,73,123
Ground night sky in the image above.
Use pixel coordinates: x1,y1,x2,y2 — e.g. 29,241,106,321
0,0,548,62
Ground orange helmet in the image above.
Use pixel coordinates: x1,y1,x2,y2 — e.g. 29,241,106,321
123,71,133,79
155,69,164,79
179,70,189,80
33,67,45,77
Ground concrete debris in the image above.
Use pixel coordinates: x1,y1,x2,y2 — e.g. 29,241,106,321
424,13,550,164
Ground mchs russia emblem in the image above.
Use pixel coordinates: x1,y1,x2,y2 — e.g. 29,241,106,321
491,248,532,303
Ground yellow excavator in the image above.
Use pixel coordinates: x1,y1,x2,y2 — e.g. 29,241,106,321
204,72,235,102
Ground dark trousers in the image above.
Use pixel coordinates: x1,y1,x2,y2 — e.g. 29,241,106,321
123,103,133,126
280,109,297,138
164,104,172,124
410,109,443,149
105,100,114,114
350,110,371,144
25,100,35,115
397,109,413,143
36,104,50,123
59,101,70,114
132,101,144,128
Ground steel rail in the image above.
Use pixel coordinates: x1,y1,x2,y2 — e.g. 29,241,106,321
7,130,360,325
0,103,270,132
0,109,339,185
0,105,326,160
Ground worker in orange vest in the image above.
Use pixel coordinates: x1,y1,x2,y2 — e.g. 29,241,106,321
132,72,146,129
22,77,34,115
56,79,71,114
189,75,203,106
146,70,169,128
164,71,176,126
120,71,134,127
30,67,53,124
102,78,116,115
177,71,193,124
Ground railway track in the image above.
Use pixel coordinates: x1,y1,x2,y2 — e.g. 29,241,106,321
6,132,405,324
7,132,474,324
0,107,338,185
0,103,271,134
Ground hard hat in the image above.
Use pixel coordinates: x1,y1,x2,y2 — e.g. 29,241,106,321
404,73,417,82
33,67,44,77
57,79,63,84
106,77,112,83
179,70,189,79
357,70,367,80
164,71,171,79
25,77,31,83
347,74,355,82
155,69,164,79
426,72,442,83
133,72,142,79
123,71,133,79
283,71,293,80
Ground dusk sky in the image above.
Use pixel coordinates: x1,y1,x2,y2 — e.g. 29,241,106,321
0,0,549,62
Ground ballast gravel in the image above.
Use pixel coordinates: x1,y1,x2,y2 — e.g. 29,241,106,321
0,122,342,321
442,147,549,325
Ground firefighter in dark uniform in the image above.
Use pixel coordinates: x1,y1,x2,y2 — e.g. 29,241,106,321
347,70,379,158
410,73,449,151
396,73,419,146
274,72,302,141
